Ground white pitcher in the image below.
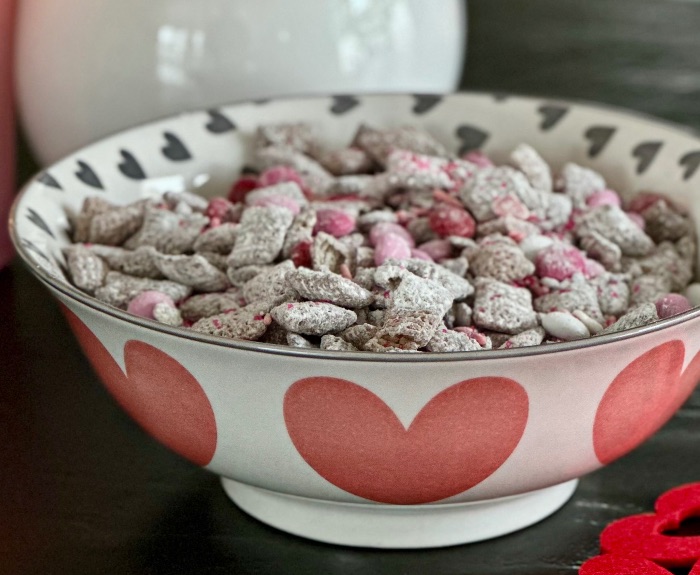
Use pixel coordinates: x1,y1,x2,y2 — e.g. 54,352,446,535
15,0,467,165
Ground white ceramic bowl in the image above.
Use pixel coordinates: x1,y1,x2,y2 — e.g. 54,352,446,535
10,93,700,548
15,0,466,165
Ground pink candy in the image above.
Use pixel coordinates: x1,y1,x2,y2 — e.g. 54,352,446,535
417,239,453,261
258,165,306,189
586,189,621,208
314,209,356,238
251,195,301,215
127,290,176,319
462,150,493,168
374,233,412,266
369,222,415,248
655,293,692,318
410,248,434,262
492,194,531,219
535,243,588,281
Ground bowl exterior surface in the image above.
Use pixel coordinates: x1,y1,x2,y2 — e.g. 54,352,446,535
13,92,700,506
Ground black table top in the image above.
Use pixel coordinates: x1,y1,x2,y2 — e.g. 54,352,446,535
4,1,700,573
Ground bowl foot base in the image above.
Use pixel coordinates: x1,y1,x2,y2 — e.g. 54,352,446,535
220,477,578,548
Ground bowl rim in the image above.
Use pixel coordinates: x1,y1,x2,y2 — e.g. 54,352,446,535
10,90,700,363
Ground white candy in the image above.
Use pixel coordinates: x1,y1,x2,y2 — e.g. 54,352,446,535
519,234,554,261
572,309,604,335
684,283,700,307
540,311,590,341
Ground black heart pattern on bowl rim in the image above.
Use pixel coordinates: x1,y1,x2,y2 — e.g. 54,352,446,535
118,150,147,180
75,160,104,189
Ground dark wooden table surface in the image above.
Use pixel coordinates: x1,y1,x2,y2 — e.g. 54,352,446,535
4,1,700,573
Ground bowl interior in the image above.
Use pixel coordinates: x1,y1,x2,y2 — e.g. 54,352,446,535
11,92,700,330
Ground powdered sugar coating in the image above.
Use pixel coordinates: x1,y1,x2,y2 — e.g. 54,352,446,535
63,123,698,352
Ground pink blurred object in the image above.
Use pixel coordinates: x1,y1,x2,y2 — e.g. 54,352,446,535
0,0,15,269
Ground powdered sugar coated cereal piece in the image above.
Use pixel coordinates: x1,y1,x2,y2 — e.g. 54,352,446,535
127,290,175,319
124,205,209,254
270,301,356,336
312,232,356,274
286,332,318,349
598,302,659,335
390,271,454,316
386,149,454,190
353,124,449,166
152,301,184,326
193,222,238,255
191,304,270,340
540,311,589,341
311,145,374,176
579,231,622,271
534,281,604,322
633,242,693,291
576,205,655,256
470,240,535,283
510,143,553,192
440,257,469,278
499,327,546,349
228,206,294,268
364,309,443,351
406,217,438,244
178,290,244,322
593,273,631,316
95,271,192,309
630,274,673,306
641,199,692,243
255,146,333,196
460,166,538,222
227,264,270,287
472,278,538,335
282,208,317,259
558,163,606,208
242,260,297,304
149,250,230,292
535,242,587,281
71,196,113,242
88,200,149,246
397,258,474,300
320,335,358,352
357,209,397,231
425,328,484,352
340,323,379,348
65,244,109,293
287,267,374,308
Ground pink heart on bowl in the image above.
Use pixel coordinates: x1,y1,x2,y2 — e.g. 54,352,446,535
284,376,529,504
593,340,690,465
63,306,217,466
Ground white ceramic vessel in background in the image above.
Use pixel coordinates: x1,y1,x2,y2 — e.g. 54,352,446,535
15,0,467,165
11,93,700,548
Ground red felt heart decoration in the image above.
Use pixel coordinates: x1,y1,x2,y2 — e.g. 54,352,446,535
579,553,700,574
63,306,217,466
593,341,686,465
283,376,528,504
